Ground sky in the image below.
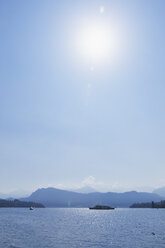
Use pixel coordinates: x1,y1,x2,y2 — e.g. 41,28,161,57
1,0,165,194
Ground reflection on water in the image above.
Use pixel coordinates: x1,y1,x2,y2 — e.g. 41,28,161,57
0,208,165,248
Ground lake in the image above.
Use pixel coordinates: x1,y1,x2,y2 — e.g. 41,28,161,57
0,208,165,248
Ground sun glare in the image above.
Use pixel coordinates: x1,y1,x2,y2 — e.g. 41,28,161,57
82,26,107,59
78,22,117,63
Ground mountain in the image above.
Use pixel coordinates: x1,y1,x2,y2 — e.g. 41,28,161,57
22,187,164,208
153,187,165,197
73,186,98,194
0,199,44,208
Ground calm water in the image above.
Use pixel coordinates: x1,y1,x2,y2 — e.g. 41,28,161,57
0,208,165,248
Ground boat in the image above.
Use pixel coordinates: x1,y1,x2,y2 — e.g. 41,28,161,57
89,205,115,210
29,206,34,210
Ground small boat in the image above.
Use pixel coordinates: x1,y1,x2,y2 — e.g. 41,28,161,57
89,205,115,210
29,206,34,210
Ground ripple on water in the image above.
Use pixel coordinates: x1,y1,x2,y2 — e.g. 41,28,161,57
0,208,165,248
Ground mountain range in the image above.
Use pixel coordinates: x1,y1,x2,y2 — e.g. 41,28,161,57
22,187,164,208
153,187,165,197
72,186,97,194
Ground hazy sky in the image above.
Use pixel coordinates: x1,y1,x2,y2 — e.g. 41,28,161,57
1,0,165,193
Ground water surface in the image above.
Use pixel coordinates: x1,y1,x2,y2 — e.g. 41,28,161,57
0,208,164,248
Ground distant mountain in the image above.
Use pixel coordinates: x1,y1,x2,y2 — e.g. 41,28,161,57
153,187,165,197
22,187,164,208
0,190,31,199
73,186,98,194
0,199,44,208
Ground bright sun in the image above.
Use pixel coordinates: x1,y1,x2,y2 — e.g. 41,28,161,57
79,22,117,63
82,26,107,60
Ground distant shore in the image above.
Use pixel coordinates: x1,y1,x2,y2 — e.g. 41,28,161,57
0,199,44,208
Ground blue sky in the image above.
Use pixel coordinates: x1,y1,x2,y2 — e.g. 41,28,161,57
1,0,165,193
